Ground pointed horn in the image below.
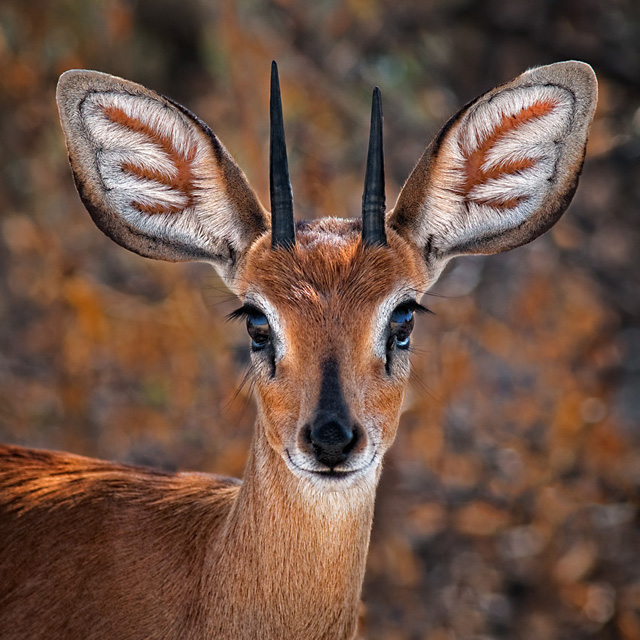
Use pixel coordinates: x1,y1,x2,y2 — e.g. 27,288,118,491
362,87,387,247
269,61,295,248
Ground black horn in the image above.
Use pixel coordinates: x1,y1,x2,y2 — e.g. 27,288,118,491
270,61,295,248
362,87,387,247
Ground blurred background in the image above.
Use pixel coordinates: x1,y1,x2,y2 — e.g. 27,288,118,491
0,1,638,638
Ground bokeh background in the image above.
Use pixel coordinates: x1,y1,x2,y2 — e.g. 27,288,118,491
0,1,639,638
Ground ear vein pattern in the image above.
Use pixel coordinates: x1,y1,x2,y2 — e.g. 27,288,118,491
458,86,573,213
92,95,198,215
462,98,558,208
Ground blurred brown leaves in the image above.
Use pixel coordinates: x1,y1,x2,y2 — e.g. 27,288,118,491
0,1,639,638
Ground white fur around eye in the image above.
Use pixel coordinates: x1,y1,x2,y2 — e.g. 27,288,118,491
372,289,417,361
244,293,287,362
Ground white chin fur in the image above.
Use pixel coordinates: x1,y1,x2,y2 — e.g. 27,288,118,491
284,450,380,493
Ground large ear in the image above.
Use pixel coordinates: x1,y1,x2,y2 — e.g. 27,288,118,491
56,70,269,291
388,61,597,279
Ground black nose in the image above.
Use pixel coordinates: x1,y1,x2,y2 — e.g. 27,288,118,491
308,421,358,469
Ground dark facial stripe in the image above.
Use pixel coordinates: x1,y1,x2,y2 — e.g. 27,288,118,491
314,359,351,427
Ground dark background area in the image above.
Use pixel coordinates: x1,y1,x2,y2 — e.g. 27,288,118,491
0,1,638,638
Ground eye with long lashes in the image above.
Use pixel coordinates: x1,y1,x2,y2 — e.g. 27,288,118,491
228,304,271,351
386,301,432,352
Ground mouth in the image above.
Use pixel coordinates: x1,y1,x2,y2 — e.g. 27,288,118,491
284,448,379,485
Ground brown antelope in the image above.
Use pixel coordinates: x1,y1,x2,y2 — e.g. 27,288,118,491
0,61,596,639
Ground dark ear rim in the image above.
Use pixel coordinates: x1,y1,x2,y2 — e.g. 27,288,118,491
70,167,236,264
388,60,598,265
56,69,270,271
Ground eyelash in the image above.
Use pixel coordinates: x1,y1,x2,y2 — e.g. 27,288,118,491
395,301,432,316
227,304,265,322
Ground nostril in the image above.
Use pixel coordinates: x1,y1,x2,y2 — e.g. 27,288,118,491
303,424,313,445
343,426,359,456
309,421,357,468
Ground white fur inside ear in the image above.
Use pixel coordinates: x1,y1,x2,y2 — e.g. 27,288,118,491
422,83,576,252
78,91,242,252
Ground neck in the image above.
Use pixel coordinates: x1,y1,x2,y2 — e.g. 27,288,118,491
205,424,378,639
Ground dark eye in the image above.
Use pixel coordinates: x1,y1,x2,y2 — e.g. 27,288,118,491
246,312,270,350
387,305,415,351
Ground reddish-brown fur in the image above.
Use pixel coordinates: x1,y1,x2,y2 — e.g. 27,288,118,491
0,444,238,638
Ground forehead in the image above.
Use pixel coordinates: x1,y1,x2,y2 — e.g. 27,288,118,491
239,218,428,314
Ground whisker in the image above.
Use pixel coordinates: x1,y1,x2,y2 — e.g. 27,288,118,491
223,363,257,416
409,369,440,403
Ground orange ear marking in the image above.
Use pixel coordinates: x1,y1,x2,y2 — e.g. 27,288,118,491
462,99,557,204
130,198,186,215
473,194,528,210
102,104,197,214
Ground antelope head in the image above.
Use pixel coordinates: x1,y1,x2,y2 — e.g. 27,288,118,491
56,61,597,493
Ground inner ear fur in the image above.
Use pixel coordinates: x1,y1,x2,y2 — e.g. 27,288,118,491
56,69,269,290
388,61,597,273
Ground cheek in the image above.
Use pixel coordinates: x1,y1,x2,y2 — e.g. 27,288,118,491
362,378,407,446
255,379,301,452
